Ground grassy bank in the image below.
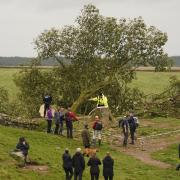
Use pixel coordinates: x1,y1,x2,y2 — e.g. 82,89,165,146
0,125,179,180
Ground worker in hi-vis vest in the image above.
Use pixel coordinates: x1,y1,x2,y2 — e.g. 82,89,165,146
89,92,108,107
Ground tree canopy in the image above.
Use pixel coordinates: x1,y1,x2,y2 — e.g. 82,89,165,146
15,4,171,116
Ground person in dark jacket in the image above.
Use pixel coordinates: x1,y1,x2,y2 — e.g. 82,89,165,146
65,107,79,138
119,116,129,146
43,94,52,118
16,137,29,163
62,148,73,180
87,153,101,180
103,152,114,180
127,112,136,144
72,148,85,180
81,124,91,148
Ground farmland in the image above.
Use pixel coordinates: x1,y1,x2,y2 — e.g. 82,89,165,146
0,68,179,100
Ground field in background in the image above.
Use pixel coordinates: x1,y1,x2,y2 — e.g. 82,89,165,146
0,68,179,100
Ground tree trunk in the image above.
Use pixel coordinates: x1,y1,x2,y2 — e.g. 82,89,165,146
71,80,112,112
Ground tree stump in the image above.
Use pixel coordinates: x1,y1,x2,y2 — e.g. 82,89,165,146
89,107,115,127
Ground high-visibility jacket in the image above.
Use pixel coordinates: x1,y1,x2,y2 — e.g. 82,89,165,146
90,95,108,107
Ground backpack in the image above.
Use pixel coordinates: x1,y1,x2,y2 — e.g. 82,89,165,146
95,122,103,130
133,117,139,128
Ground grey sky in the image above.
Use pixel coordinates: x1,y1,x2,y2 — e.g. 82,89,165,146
0,0,179,57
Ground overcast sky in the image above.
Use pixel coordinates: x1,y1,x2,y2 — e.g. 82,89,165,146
0,0,179,57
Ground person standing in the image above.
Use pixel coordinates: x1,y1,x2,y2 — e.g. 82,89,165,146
59,107,65,135
127,112,136,144
103,152,114,180
87,153,101,180
81,124,91,148
16,137,30,164
65,107,79,138
62,148,73,180
72,148,85,180
54,108,60,134
47,106,53,133
89,92,108,107
43,94,52,118
92,116,103,146
119,116,129,146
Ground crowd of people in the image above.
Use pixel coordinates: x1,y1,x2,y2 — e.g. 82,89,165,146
14,137,114,180
62,148,114,180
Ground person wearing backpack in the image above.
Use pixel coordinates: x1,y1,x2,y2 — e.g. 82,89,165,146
127,112,136,144
43,93,52,118
92,116,103,146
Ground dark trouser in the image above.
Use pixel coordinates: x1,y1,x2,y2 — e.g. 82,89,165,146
59,122,63,135
123,131,128,146
104,176,113,180
176,164,180,170
54,124,59,134
91,173,99,180
44,103,50,117
74,171,82,180
66,122,73,138
47,120,52,133
64,168,73,180
130,127,136,144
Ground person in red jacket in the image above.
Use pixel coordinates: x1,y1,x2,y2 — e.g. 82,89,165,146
65,107,79,138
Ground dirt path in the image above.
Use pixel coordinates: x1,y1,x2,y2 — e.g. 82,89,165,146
110,133,180,169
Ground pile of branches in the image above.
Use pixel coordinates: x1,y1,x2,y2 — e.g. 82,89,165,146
141,76,180,118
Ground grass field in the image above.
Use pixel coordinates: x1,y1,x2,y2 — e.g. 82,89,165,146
0,125,179,180
152,144,179,166
0,68,179,100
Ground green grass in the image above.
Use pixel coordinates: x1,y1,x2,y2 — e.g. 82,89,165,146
152,144,179,166
0,125,179,180
138,117,180,136
0,68,20,100
131,71,180,95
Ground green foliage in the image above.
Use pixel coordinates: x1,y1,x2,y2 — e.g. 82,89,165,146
14,67,56,117
0,87,9,113
141,76,180,117
33,4,170,113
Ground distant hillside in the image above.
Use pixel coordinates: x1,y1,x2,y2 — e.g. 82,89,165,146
171,56,180,67
0,56,180,67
